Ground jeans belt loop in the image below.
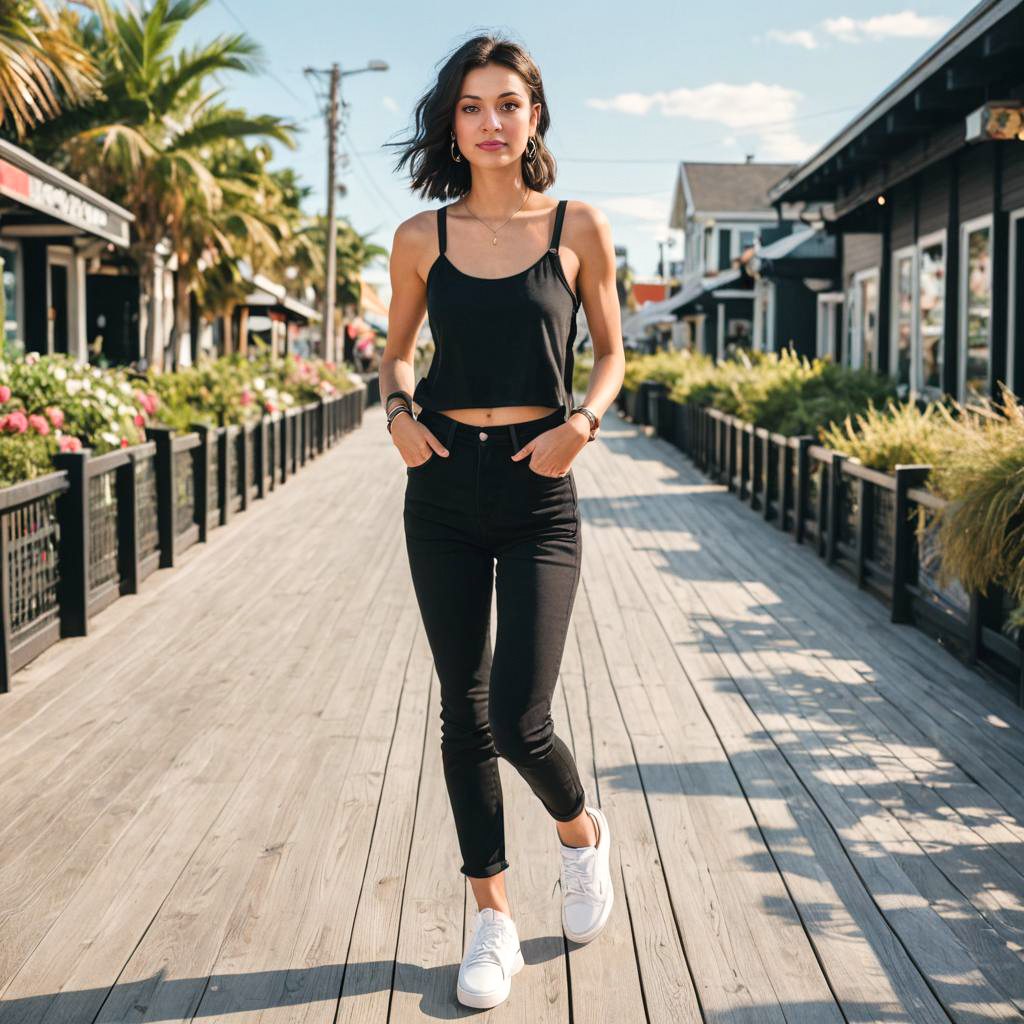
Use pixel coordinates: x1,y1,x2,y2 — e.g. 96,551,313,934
445,419,458,449
508,422,519,452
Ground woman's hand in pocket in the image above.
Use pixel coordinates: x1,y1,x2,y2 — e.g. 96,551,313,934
392,413,449,468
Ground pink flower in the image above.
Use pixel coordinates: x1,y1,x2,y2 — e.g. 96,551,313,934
240,388,253,406
264,400,275,414
120,438,129,448
28,413,50,435
59,435,82,453
45,405,64,428
6,410,27,434
134,413,145,426
0,385,10,403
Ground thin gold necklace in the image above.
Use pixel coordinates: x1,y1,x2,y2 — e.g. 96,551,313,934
461,188,531,245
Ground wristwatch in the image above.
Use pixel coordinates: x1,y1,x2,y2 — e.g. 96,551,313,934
570,405,600,442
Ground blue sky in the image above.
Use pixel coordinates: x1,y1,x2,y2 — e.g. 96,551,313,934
182,0,973,293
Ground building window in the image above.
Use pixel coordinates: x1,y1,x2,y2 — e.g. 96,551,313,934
891,246,916,398
718,228,732,271
917,230,945,395
1010,209,1024,393
850,268,879,370
958,215,992,405
816,292,844,361
0,242,20,347
754,280,774,352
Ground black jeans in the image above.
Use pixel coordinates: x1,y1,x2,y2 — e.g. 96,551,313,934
403,406,586,878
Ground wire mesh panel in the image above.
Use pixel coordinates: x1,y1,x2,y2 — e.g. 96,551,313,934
872,487,895,575
207,436,220,523
135,456,159,561
838,474,859,551
174,447,196,537
88,469,119,591
5,494,60,637
916,511,971,614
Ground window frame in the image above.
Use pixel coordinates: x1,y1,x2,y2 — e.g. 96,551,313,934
890,243,918,396
957,213,994,405
1010,207,1024,393
815,291,844,361
0,239,23,347
915,227,947,402
850,266,880,370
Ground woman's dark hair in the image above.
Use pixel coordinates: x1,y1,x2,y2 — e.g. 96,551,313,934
387,33,556,200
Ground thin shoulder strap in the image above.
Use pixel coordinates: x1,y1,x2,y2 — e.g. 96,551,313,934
548,199,567,251
437,205,447,254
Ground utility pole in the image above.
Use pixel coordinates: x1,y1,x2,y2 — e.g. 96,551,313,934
323,63,341,364
305,58,388,365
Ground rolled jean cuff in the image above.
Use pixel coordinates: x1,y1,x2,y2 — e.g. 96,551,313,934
547,789,586,822
462,858,510,879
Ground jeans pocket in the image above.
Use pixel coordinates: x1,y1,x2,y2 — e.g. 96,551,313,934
407,450,437,473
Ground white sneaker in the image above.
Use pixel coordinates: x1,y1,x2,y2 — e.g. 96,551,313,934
556,805,613,943
456,907,525,1009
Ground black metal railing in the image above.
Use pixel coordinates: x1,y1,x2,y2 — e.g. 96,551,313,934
620,384,1024,704
0,384,369,693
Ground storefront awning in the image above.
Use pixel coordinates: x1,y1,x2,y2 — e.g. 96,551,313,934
0,138,133,247
243,271,321,323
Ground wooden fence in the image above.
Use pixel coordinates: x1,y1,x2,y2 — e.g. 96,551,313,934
0,383,370,694
621,380,1024,704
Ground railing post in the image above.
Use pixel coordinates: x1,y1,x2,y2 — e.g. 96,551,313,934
120,450,141,593
189,423,212,543
52,450,89,636
792,437,813,542
144,426,176,568
891,465,929,623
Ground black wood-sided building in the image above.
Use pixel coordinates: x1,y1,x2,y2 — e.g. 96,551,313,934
0,137,134,363
770,0,1024,406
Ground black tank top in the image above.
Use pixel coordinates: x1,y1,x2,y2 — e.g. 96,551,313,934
412,198,581,417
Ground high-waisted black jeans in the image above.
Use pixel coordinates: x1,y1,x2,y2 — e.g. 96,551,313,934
403,406,586,878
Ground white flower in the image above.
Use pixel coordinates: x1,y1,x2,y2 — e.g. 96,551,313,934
91,367,102,378
253,376,266,390
282,393,294,405
25,351,39,365
52,366,67,381
119,381,133,395
81,378,91,391
101,430,119,446
66,379,82,395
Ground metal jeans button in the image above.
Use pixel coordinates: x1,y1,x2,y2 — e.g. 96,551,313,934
479,431,488,440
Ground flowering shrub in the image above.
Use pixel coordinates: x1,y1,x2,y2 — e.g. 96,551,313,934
0,348,359,485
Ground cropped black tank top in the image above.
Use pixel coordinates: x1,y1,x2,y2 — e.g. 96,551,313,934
412,198,581,417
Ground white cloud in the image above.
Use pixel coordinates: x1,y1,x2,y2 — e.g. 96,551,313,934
586,81,817,162
822,11,952,42
765,28,817,49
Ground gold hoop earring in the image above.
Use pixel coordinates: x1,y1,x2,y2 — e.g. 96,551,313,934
525,136,537,159
450,132,462,163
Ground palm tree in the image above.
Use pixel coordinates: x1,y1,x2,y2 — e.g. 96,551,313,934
28,0,296,369
0,1,100,138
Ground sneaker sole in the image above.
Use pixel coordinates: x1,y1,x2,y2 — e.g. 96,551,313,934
456,947,525,1008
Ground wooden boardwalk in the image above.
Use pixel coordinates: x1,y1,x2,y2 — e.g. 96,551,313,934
2,402,1024,1023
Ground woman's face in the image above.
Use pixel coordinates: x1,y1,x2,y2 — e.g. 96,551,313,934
452,63,539,165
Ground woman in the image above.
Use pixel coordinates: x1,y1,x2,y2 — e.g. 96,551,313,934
380,33,624,1010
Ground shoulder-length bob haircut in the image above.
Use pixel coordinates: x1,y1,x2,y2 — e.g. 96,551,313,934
388,34,556,201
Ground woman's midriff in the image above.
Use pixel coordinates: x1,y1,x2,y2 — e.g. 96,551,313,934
432,405,561,427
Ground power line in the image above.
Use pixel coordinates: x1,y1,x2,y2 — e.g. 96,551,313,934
214,0,308,109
